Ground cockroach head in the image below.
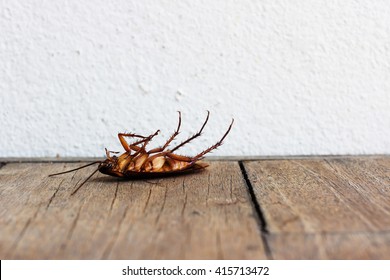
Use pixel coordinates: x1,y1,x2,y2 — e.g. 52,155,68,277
98,156,117,174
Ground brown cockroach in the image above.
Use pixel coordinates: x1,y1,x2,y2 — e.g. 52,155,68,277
49,111,234,195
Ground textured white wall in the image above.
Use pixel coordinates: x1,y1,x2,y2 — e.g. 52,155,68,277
1,0,390,157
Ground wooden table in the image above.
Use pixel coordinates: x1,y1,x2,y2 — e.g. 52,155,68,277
1,156,389,259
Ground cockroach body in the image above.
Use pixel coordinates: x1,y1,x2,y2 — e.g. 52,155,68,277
49,111,233,195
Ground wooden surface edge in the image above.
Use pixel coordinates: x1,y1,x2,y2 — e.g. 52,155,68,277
0,154,389,162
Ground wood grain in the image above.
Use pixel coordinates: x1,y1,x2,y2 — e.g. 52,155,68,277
267,231,390,259
242,156,390,259
0,161,266,259
243,157,390,233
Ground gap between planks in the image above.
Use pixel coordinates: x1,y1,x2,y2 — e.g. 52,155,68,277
238,161,273,260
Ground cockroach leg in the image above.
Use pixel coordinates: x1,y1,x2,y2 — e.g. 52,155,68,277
105,148,119,159
170,111,210,153
190,118,234,162
119,130,160,154
166,152,193,162
127,138,149,154
148,111,182,154
118,133,148,152
161,111,182,150
130,130,160,157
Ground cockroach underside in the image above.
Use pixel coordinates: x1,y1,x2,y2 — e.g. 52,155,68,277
49,111,233,195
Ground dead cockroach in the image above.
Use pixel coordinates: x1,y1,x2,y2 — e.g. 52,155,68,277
49,111,234,195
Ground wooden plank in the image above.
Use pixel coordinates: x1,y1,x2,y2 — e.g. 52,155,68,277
0,161,266,259
0,163,58,256
268,231,390,259
243,157,390,259
0,163,84,259
243,157,390,233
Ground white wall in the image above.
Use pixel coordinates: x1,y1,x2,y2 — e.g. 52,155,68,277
1,0,390,157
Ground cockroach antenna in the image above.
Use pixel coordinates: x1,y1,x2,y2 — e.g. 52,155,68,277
70,168,100,195
49,161,102,195
48,161,102,177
